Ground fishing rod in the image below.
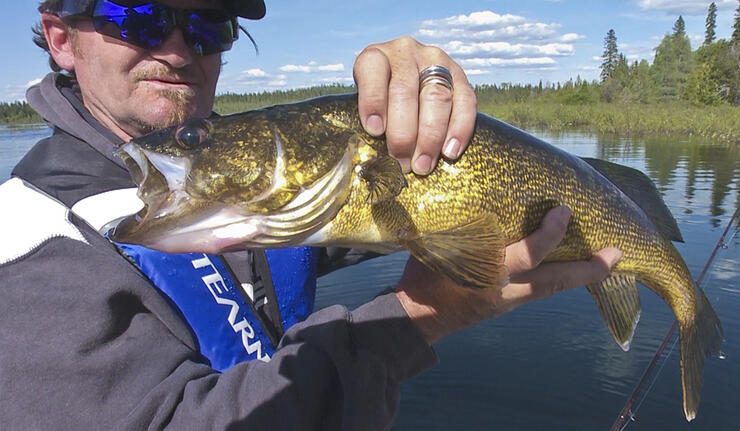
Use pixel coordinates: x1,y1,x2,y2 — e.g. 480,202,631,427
609,203,740,431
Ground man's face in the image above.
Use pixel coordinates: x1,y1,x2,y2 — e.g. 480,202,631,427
67,0,225,140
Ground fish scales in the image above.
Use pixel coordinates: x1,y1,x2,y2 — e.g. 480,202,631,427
111,93,722,421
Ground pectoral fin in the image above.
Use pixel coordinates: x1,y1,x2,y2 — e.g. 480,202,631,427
360,156,408,205
587,273,641,351
400,213,508,289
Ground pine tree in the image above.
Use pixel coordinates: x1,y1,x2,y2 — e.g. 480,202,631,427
705,3,717,45
652,17,693,100
673,16,686,37
733,0,740,44
600,29,619,83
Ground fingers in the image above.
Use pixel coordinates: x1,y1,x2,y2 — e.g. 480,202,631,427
412,56,476,174
353,36,477,175
353,47,390,137
395,245,622,345
354,40,418,173
503,247,623,311
385,52,422,174
412,53,476,174
443,72,477,160
504,206,571,273
415,73,453,174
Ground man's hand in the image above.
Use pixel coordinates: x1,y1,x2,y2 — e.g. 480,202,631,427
353,36,477,175
395,206,623,345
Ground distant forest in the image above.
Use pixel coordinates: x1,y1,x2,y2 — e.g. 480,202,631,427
2,2,739,127
475,2,740,107
0,101,42,125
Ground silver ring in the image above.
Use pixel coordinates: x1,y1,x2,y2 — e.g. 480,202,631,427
419,65,453,91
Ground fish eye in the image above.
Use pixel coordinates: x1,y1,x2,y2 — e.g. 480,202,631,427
174,120,210,150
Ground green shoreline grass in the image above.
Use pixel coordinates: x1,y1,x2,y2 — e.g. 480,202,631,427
3,88,739,144
211,88,740,144
478,101,740,144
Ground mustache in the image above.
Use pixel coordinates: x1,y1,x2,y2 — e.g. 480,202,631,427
132,65,201,85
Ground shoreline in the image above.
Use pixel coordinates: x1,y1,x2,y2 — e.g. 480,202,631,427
2,99,738,144
479,101,740,144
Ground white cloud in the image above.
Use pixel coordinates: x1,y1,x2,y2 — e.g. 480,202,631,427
239,68,267,78
280,64,312,73
318,63,345,72
217,69,289,94
463,69,489,75
689,33,703,46
560,33,583,42
418,11,578,43
417,10,580,76
637,0,736,16
420,10,526,31
0,78,43,103
442,41,574,59
279,62,346,73
418,22,563,43
459,57,557,68
217,62,352,94
619,42,657,63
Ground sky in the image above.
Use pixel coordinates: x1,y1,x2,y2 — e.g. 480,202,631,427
0,0,737,103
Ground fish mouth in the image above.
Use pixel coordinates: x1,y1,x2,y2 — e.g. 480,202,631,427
119,142,191,191
113,142,193,239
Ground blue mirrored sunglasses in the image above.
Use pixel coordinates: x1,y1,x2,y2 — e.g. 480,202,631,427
60,0,239,56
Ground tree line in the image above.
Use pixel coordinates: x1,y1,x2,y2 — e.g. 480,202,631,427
0,101,41,124
213,84,355,114
600,1,740,105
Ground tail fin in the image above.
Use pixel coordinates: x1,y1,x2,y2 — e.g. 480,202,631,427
679,289,723,421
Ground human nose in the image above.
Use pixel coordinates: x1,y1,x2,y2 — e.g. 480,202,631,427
149,28,193,68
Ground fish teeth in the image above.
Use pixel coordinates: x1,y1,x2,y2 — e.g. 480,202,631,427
141,149,191,192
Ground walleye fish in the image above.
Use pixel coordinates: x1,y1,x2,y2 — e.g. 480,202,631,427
111,93,722,421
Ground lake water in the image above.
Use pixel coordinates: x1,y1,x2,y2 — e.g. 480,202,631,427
2,125,738,430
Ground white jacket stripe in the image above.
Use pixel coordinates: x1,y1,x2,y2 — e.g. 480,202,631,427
0,178,89,264
71,187,143,232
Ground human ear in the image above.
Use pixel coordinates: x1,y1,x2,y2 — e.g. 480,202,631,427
40,12,77,72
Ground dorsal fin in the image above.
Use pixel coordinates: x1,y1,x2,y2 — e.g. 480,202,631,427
581,157,683,242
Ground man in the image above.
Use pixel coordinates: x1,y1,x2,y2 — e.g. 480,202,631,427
0,0,621,429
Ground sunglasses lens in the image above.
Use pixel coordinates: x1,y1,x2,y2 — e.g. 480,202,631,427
92,2,169,50
90,1,237,55
185,11,237,56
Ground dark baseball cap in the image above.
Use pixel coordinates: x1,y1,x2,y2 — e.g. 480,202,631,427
54,0,266,20
224,0,266,19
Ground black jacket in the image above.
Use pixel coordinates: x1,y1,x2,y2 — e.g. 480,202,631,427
0,73,437,430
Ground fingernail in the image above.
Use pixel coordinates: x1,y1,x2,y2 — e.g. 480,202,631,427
608,249,623,267
443,138,461,159
397,158,412,173
366,114,384,136
413,155,433,175
557,206,571,225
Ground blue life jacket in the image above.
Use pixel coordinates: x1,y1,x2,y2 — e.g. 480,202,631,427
114,242,318,371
